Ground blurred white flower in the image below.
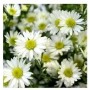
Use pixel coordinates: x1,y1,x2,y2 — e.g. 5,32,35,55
37,11,49,20
14,31,47,60
44,60,60,77
7,18,18,30
48,10,62,35
3,57,33,88
74,54,84,69
3,76,9,88
58,59,82,87
5,4,21,17
5,31,19,46
18,21,34,32
41,51,59,63
22,12,37,24
60,10,84,35
3,13,8,22
35,19,48,33
77,30,87,47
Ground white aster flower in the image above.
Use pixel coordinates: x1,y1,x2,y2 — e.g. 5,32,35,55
35,19,48,33
3,57,33,88
48,10,62,35
18,21,34,32
77,30,87,47
74,54,84,69
14,31,47,60
22,12,37,24
48,34,72,56
44,60,60,77
7,18,18,30
5,31,19,46
58,59,82,87
4,4,21,17
41,51,59,63
36,10,49,20
60,10,84,35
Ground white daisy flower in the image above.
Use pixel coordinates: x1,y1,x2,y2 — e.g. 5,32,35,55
70,34,78,44
14,31,47,60
36,10,49,20
4,4,21,17
18,22,34,32
44,60,60,77
74,54,84,69
7,18,18,30
5,31,19,46
41,51,59,63
48,34,72,56
22,12,37,24
48,10,62,35
77,30,87,47
60,10,84,35
3,57,33,88
35,19,48,33
58,59,82,87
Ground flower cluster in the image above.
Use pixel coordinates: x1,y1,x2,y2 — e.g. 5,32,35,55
3,4,87,88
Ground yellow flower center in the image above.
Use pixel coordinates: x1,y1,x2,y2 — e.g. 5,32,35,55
55,41,64,50
55,19,61,28
42,54,51,63
9,37,16,46
25,39,36,50
38,23,46,30
12,67,23,79
27,16,36,23
66,18,76,28
9,8,16,15
64,68,73,78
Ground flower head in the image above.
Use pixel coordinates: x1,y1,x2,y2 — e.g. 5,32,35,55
3,57,33,88
58,59,82,87
5,31,19,46
4,4,21,17
14,31,47,60
60,10,84,35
